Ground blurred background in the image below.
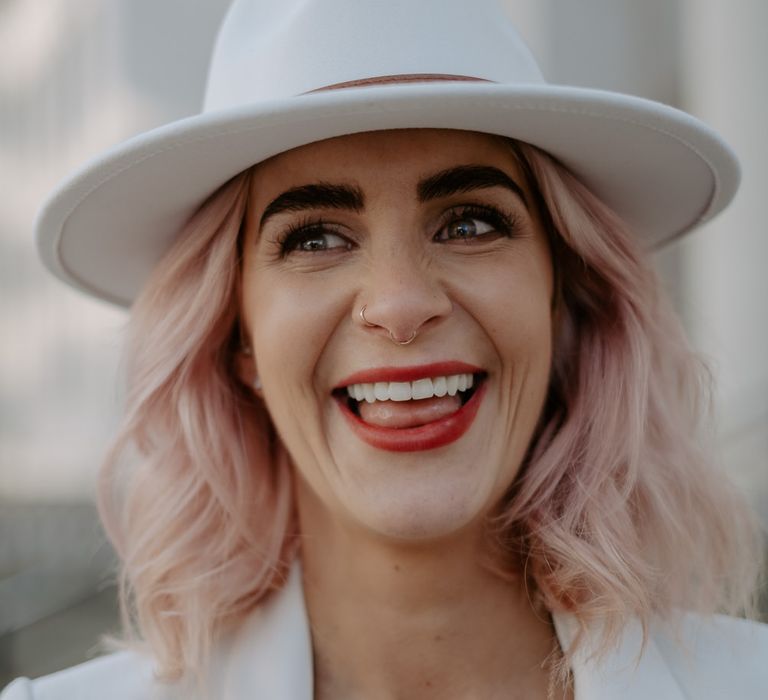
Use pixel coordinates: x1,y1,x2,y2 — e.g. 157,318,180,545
1,0,766,686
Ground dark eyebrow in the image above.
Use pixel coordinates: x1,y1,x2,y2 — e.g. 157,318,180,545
417,165,528,207
259,182,365,230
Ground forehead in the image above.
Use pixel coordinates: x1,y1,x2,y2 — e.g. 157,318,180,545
249,129,524,192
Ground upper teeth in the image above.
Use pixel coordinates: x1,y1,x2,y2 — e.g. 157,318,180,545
346,373,475,403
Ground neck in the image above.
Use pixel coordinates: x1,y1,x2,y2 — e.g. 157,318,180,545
297,487,562,700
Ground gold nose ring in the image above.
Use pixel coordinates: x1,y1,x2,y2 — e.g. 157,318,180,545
389,330,417,345
360,305,376,327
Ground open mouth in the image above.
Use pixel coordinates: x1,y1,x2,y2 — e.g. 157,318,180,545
332,371,488,451
334,372,486,421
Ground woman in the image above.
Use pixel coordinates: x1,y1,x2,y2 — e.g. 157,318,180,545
3,0,766,698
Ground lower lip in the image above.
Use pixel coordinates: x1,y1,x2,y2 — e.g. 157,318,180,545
336,381,487,452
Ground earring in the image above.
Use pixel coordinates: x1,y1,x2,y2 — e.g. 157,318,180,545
253,376,262,391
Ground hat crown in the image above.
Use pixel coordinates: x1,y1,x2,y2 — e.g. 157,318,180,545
204,0,544,111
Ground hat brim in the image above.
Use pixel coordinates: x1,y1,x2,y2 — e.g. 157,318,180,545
36,81,739,307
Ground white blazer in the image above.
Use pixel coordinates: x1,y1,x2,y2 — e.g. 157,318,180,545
3,565,768,699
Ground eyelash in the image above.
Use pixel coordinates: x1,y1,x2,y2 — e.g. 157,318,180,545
275,204,521,256
439,204,521,243
277,217,347,256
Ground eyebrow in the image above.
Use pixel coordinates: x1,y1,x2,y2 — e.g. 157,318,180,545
259,182,365,230
417,165,527,206
258,164,527,231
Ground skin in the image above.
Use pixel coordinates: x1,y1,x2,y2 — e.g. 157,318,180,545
239,130,569,699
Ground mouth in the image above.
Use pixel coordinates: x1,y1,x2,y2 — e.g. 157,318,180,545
336,371,484,417
332,364,488,452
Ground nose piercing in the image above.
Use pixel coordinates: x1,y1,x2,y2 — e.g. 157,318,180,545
360,305,376,327
360,305,418,345
389,330,417,345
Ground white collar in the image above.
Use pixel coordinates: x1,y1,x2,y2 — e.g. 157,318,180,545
209,564,685,700
552,612,685,700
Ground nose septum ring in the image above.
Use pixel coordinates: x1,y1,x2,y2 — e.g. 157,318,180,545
389,329,417,345
359,305,418,346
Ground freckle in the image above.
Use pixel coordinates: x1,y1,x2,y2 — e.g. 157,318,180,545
393,564,401,572
433,634,443,642
424,680,433,688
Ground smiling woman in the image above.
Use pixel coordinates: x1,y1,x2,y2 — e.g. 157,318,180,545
3,0,767,699
239,131,554,543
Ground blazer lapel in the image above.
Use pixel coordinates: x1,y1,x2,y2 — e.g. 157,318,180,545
214,564,314,700
553,612,686,700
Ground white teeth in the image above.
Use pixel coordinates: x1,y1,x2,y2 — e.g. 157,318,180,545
389,382,412,401
345,373,477,403
411,378,434,400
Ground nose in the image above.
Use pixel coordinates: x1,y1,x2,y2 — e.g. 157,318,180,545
356,249,453,342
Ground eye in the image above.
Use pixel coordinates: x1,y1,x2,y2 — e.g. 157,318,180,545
434,205,518,243
278,221,353,255
441,218,494,241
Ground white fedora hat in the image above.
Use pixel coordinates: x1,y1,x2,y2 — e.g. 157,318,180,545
36,0,739,307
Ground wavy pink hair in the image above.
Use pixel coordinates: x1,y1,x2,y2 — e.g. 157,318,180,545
98,137,764,681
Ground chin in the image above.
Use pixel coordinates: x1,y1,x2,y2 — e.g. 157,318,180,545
343,473,493,543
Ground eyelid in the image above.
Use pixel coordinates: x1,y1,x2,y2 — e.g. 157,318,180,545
270,201,521,256
435,202,521,240
275,217,354,255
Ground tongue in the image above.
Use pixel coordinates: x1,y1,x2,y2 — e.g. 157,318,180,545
358,395,462,428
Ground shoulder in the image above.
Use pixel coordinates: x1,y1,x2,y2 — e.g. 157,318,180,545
1,650,168,700
650,611,768,698
555,609,768,699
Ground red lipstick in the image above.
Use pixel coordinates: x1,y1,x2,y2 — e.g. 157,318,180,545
335,379,487,452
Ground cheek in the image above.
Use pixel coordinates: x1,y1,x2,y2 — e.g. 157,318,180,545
244,262,336,371
240,264,349,448
498,280,553,409
463,252,554,450
459,248,554,363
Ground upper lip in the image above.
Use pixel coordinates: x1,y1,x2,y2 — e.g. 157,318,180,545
334,361,485,389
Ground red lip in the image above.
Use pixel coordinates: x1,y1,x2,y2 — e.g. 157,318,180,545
335,380,487,452
336,361,484,388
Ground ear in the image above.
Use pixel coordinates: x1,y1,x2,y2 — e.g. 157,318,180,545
235,346,260,393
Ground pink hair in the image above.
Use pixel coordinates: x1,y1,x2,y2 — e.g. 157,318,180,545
98,171,295,681
498,141,763,668
98,137,764,681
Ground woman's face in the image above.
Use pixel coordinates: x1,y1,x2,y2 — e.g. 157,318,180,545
240,130,554,542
